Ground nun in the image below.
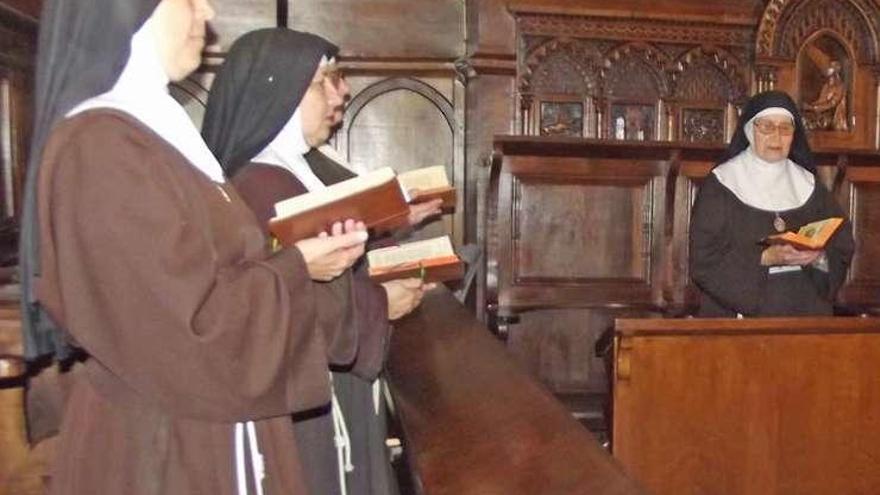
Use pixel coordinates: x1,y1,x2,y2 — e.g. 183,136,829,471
202,28,435,495
689,90,854,317
21,1,378,493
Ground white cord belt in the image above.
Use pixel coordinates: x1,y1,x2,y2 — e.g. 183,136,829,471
234,421,265,495
331,373,354,495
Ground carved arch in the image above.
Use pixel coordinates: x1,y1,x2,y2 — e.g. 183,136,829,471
602,42,671,98
757,0,880,62
520,37,603,94
672,45,748,102
343,77,455,136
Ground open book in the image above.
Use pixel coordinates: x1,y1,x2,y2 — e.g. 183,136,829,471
268,167,410,246
763,217,844,250
397,166,456,210
367,235,464,283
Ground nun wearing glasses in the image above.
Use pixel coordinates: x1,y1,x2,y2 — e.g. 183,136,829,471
689,91,854,317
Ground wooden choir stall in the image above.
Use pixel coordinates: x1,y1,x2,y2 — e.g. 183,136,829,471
486,135,880,495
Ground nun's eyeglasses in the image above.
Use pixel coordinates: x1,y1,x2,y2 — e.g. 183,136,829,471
754,119,795,136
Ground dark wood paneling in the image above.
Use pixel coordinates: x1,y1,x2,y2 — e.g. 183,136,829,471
488,136,880,408
513,174,651,282
613,317,880,495
289,0,463,58
838,166,880,310
344,79,457,243
207,0,275,49
490,142,671,312
0,1,40,21
507,308,610,393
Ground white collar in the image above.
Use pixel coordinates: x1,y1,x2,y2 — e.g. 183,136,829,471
251,56,334,192
252,107,326,192
66,17,225,183
713,147,814,211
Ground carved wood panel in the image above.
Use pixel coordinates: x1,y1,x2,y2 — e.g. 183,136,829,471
489,145,669,313
837,166,880,310
516,13,751,142
339,76,463,245
513,176,651,282
754,0,880,149
614,318,880,495
507,308,609,394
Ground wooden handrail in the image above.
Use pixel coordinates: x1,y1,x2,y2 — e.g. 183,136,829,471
387,288,646,494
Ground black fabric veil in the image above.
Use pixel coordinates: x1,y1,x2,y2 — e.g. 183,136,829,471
719,90,815,173
201,28,338,178
19,0,159,360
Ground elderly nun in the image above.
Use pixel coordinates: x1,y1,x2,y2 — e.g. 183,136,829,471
689,90,854,317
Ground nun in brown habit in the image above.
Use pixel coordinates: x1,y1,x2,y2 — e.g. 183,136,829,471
20,1,384,493
202,28,440,495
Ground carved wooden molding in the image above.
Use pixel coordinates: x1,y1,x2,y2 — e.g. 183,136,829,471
520,37,748,103
757,0,880,62
672,46,748,101
521,37,603,94
516,13,753,48
604,42,672,98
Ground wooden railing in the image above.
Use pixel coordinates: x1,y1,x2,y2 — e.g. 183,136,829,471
386,287,646,494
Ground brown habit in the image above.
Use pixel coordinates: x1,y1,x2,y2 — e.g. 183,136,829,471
35,110,387,494
233,159,396,495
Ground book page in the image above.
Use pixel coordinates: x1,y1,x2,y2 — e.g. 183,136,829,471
796,217,840,240
397,166,449,193
367,236,455,268
273,167,396,219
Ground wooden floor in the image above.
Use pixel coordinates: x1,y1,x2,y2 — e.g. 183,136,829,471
0,385,52,495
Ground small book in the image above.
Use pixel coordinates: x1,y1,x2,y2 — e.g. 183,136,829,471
367,235,464,283
268,167,410,246
397,166,456,210
763,217,844,250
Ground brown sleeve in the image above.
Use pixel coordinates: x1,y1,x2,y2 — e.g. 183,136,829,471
347,263,391,379
37,115,345,422
232,164,307,234
233,162,391,378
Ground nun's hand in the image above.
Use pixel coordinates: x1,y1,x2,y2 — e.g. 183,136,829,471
760,244,823,267
381,278,436,320
295,220,368,281
407,193,443,227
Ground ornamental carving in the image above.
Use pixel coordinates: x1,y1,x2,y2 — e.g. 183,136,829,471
681,108,725,143
522,38,603,95
516,13,753,48
672,46,747,102
778,0,876,61
603,43,670,98
757,0,880,62
675,64,729,103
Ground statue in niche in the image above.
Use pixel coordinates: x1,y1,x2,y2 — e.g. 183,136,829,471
799,36,850,131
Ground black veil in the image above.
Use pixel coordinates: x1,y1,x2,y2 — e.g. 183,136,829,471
719,90,815,173
19,0,159,360
201,28,338,178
